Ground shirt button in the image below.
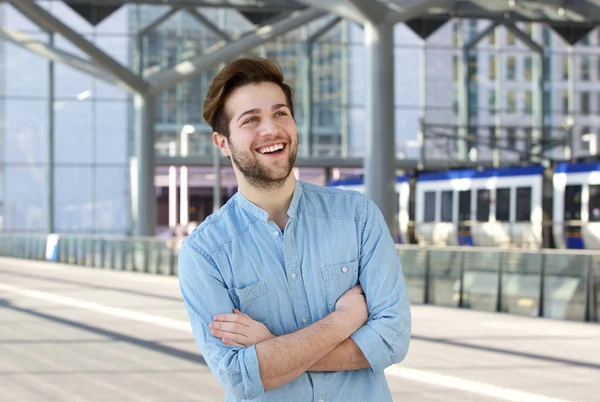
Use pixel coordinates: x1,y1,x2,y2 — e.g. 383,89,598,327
291,273,297,279
302,317,308,324
273,231,279,237
341,266,348,273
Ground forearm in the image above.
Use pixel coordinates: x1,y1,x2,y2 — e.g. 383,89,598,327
255,311,355,391
308,337,370,372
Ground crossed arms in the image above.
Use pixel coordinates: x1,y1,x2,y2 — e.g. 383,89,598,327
178,199,411,400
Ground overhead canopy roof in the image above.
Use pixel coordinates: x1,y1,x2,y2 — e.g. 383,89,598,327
31,0,600,44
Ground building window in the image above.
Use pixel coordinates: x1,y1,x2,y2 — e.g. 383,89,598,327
524,23,532,38
562,56,569,81
424,191,436,222
453,21,459,46
468,54,478,82
582,34,590,46
582,56,590,80
489,90,496,115
507,128,517,148
507,90,517,113
507,56,516,80
516,187,532,221
453,55,458,81
562,91,569,115
507,28,515,45
581,126,591,152
581,92,590,115
496,188,511,221
489,30,495,45
468,19,478,40
524,56,532,81
525,91,532,115
489,55,496,79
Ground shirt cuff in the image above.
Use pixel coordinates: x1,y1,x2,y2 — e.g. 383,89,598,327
350,324,391,372
241,344,265,399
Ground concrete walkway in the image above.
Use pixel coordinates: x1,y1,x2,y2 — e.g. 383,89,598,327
1,257,598,402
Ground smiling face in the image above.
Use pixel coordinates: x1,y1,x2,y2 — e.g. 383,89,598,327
214,81,298,191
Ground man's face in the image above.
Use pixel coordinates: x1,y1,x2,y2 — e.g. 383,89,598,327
214,82,298,190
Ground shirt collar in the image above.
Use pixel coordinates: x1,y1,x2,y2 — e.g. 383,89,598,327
235,180,304,222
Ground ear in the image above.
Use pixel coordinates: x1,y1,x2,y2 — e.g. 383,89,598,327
213,132,231,158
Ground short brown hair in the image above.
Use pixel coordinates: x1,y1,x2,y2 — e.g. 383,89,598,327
203,57,295,137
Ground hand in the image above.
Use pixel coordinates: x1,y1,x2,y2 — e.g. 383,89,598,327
209,309,275,348
335,285,368,330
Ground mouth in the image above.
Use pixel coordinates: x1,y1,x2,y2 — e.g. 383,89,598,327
255,142,287,157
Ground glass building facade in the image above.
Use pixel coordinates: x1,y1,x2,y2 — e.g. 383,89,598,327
1,1,600,234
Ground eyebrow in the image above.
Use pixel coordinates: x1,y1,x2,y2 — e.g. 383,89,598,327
236,104,289,123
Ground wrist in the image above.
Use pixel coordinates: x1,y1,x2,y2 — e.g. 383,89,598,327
329,310,361,336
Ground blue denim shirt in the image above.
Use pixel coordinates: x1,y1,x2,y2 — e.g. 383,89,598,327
178,180,411,402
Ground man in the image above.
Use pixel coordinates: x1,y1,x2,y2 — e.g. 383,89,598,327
178,57,411,402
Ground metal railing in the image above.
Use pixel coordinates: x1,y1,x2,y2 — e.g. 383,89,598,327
1,233,598,323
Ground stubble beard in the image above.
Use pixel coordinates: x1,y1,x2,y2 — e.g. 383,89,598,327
229,138,298,191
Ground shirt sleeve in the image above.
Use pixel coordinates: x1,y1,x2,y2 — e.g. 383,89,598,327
350,197,412,372
178,239,265,400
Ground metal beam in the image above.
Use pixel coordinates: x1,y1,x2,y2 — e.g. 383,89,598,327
464,21,499,49
347,0,388,23
140,7,180,36
503,23,544,54
386,0,452,24
186,8,231,41
156,155,526,170
8,0,149,94
131,93,156,237
309,16,342,41
147,8,327,93
295,0,374,24
364,19,396,236
0,26,135,93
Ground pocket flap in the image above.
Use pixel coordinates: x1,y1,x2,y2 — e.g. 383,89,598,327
321,260,359,280
231,281,268,302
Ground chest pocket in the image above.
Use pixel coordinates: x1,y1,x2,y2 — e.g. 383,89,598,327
320,259,360,312
228,281,274,333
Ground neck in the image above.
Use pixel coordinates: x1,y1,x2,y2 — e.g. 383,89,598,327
238,174,296,227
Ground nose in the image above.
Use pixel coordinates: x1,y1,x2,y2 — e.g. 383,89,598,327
258,116,279,136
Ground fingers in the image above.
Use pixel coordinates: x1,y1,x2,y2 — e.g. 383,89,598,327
211,328,249,346
213,313,250,326
209,321,250,336
222,337,246,348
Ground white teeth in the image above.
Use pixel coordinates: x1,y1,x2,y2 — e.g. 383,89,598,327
259,143,284,154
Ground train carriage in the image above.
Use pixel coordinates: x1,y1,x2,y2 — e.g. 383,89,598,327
413,165,545,248
553,161,600,249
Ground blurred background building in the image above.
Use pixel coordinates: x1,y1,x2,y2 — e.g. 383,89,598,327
1,1,599,235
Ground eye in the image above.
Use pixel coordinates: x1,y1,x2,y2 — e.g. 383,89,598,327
243,116,258,125
274,110,288,117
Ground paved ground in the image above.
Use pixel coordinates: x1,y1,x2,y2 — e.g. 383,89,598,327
0,257,599,402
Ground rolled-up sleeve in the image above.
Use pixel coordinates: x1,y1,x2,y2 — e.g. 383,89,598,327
350,197,411,372
178,240,265,400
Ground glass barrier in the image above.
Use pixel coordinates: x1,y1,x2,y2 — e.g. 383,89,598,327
0,233,597,323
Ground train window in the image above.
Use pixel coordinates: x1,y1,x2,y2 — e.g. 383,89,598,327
476,189,491,221
424,191,436,222
458,190,471,222
441,191,453,222
589,185,600,222
564,185,582,221
496,188,510,221
516,187,532,221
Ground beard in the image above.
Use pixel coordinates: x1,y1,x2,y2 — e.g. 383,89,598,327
228,137,298,191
